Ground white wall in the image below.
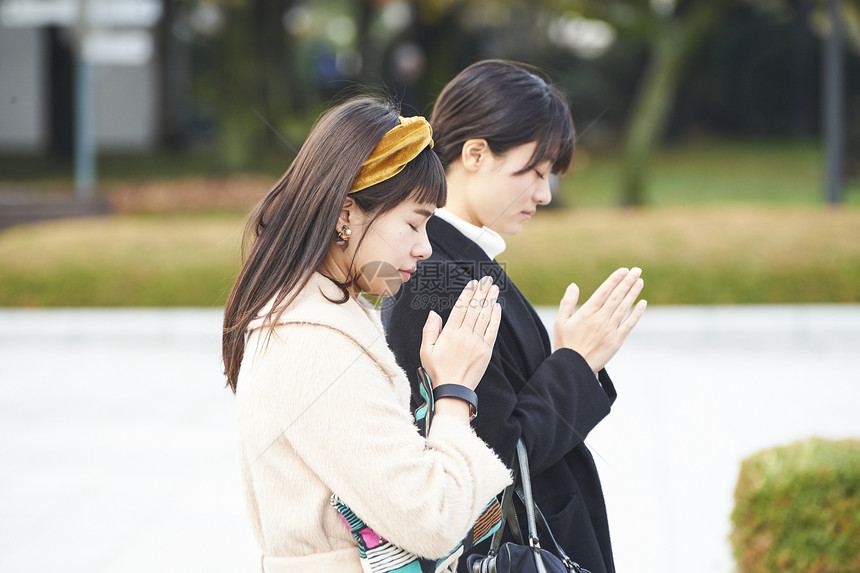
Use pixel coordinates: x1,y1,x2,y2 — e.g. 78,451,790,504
0,26,46,151
94,59,158,150
0,25,158,153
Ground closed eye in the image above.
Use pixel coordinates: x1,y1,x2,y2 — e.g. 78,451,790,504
535,170,546,180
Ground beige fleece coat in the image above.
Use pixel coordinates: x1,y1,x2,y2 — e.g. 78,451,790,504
235,273,512,573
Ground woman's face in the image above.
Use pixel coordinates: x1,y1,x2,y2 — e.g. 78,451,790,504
466,141,553,236
349,199,434,297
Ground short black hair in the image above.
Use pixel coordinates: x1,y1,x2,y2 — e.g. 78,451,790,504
430,59,575,175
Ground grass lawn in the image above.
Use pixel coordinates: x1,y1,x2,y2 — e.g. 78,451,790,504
0,215,244,307
0,138,858,307
1,206,858,307
502,206,860,305
560,138,860,208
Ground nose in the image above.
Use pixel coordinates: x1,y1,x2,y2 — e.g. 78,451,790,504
413,228,432,260
535,176,552,206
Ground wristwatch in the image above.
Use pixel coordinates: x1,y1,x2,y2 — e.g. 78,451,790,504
433,384,478,421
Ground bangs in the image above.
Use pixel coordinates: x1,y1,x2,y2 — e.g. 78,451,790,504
401,146,447,208
524,97,575,176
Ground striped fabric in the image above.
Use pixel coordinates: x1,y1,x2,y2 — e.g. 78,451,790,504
331,494,430,572
471,499,503,545
331,367,503,572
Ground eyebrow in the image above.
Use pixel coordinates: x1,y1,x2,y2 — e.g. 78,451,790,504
414,208,434,218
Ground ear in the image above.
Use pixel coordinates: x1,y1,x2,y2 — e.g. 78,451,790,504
460,138,490,173
337,196,356,229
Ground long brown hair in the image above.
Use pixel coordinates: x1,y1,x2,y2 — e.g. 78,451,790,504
430,59,575,175
222,97,446,392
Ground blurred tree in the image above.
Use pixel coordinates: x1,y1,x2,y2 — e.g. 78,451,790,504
218,0,299,170
812,0,860,49
812,0,860,184
545,0,740,206
376,0,490,113
171,0,300,170
161,0,858,188
551,0,859,205
620,1,738,206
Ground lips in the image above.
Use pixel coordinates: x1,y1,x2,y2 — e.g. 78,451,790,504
399,269,415,282
522,210,535,219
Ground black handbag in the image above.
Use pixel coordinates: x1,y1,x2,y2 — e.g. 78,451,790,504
467,439,592,573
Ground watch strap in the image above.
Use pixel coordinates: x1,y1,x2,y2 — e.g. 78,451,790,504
433,384,478,420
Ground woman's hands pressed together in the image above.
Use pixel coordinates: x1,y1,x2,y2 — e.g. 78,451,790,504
419,276,502,393
554,267,647,374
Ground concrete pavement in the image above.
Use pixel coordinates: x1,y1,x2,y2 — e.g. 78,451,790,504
1,305,858,572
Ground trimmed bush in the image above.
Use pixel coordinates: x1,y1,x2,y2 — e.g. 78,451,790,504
731,438,860,572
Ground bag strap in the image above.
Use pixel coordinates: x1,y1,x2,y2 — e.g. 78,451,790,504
515,439,555,573
515,440,541,546
487,439,591,573
487,440,539,555
514,487,588,573
513,439,590,573
488,449,523,553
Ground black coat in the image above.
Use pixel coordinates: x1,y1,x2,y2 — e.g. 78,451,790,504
382,216,617,573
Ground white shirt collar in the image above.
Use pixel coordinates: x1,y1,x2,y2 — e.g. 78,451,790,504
434,208,507,260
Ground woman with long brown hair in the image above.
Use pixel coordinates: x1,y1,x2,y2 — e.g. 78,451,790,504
222,97,511,572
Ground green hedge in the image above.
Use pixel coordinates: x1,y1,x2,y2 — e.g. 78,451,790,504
731,438,860,572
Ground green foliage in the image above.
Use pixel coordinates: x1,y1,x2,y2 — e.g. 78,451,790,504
562,139,860,208
731,438,860,573
618,0,737,205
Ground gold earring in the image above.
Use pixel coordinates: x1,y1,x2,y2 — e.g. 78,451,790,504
336,225,352,242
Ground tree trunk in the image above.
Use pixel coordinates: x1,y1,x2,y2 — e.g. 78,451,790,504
619,1,734,206
218,1,264,171
155,0,183,148
259,0,293,152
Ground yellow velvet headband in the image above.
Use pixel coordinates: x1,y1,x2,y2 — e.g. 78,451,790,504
349,116,434,194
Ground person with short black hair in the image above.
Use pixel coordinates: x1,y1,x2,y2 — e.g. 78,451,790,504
383,60,647,573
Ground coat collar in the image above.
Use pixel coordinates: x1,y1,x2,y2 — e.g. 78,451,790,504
426,216,509,289
427,215,493,264
248,272,389,358
425,215,552,362
433,208,507,259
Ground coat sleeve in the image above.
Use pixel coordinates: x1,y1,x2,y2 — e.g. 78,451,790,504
244,323,512,559
383,262,615,474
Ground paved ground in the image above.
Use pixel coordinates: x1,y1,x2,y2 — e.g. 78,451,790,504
1,305,858,572
0,188,111,230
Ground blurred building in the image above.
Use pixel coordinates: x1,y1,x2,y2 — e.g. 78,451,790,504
0,0,161,154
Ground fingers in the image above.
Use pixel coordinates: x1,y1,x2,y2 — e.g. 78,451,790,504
418,310,441,365
460,276,494,332
557,283,580,321
475,284,500,337
610,274,645,324
420,310,442,348
447,279,478,329
608,268,646,341
445,276,495,334
583,267,629,311
618,299,647,339
604,267,642,318
482,300,503,347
